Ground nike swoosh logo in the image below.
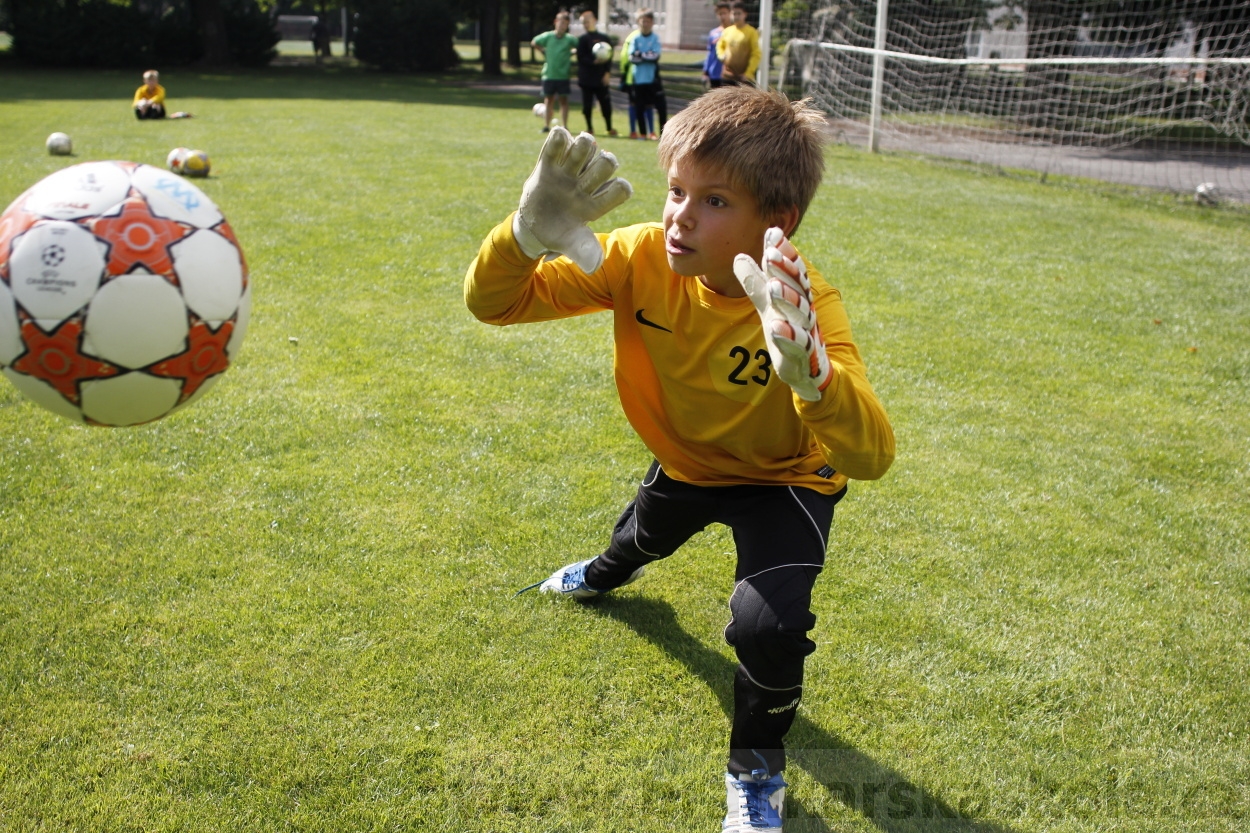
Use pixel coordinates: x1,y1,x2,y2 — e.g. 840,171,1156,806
635,309,672,332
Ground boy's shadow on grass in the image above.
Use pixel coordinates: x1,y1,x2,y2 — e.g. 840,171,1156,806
591,595,1016,833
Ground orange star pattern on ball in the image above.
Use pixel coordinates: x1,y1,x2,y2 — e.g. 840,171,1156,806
149,319,234,401
212,220,249,285
11,317,120,403
91,196,189,279
0,205,39,280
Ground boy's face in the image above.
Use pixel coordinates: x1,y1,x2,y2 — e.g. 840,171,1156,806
581,11,595,30
663,158,776,296
716,7,733,27
555,15,569,33
731,8,746,25
639,15,653,34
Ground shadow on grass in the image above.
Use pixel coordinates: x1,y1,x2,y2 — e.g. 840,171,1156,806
592,595,1017,833
0,64,540,107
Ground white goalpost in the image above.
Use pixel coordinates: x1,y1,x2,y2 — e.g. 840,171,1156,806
772,0,1250,201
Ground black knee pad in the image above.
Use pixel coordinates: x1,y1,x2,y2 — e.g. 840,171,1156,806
725,567,819,690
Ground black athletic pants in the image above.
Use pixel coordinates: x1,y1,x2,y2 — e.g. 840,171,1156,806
632,81,661,133
578,82,613,133
585,460,844,776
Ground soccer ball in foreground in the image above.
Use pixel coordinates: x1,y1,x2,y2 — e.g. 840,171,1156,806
167,147,190,174
0,161,250,426
1194,182,1220,206
47,132,73,156
181,150,211,178
592,41,612,63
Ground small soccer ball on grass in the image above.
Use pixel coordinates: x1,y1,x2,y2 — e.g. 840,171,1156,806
167,147,190,174
180,150,211,178
1194,182,1220,206
532,102,547,120
592,41,612,63
0,160,250,426
46,132,73,156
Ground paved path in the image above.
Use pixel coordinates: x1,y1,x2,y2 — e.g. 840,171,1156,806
829,119,1250,203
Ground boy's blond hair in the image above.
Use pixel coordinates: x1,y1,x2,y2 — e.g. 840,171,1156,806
143,69,160,82
635,7,654,21
657,87,828,229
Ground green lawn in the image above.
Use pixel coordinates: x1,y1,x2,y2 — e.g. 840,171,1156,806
1,64,1248,832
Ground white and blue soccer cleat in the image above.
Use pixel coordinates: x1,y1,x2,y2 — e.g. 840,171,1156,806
723,770,787,832
514,558,644,599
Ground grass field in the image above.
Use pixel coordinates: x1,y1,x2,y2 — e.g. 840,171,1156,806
1,62,1248,832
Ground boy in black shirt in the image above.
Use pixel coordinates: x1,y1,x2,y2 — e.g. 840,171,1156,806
576,9,617,136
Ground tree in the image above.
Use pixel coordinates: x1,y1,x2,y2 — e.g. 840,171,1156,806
190,0,232,66
1189,0,1250,57
481,0,501,74
353,0,459,71
506,0,521,67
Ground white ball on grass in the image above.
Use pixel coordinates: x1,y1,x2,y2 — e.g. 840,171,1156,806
1194,182,1220,206
181,150,211,178
46,132,72,156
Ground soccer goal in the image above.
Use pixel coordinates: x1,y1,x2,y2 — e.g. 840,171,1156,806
773,1,1250,201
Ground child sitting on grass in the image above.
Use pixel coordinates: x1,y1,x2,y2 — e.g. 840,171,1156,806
465,86,894,831
133,70,192,120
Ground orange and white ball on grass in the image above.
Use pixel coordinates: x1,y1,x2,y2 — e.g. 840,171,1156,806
167,146,190,173
0,161,250,426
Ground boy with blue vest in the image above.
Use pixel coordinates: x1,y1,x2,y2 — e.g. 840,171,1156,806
628,8,662,139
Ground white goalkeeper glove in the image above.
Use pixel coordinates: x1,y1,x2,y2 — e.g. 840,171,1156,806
733,227,832,402
513,126,633,274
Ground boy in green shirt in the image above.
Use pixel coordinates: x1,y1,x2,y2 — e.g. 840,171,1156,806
532,11,575,131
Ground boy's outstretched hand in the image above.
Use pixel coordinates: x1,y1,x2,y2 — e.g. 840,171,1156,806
733,228,832,402
513,126,633,274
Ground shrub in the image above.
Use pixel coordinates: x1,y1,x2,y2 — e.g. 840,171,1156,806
10,0,277,67
353,0,460,72
224,0,279,67
12,0,152,67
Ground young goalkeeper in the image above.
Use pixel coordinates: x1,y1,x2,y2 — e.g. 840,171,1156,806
464,86,894,832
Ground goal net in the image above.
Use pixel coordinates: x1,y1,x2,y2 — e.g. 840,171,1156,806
774,0,1250,201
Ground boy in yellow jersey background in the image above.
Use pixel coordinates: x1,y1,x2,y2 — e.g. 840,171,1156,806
133,69,166,119
717,1,762,86
465,86,894,832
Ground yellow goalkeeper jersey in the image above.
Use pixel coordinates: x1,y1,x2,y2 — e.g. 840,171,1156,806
132,83,166,106
715,24,761,79
465,217,894,494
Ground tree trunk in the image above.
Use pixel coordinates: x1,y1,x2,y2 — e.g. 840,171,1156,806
189,0,231,66
505,0,521,68
526,0,536,62
480,0,501,75
1022,1,1080,138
